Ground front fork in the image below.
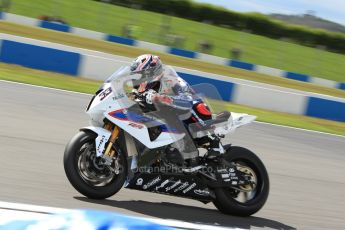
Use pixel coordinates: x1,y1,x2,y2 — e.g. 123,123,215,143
102,123,138,180
102,123,120,166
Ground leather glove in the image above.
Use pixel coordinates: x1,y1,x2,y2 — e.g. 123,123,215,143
143,89,157,104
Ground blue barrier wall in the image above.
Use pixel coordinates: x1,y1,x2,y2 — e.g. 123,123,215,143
39,21,71,33
228,60,255,71
285,72,310,82
169,48,196,59
0,40,80,76
305,97,345,122
106,35,136,46
338,83,345,90
178,72,234,101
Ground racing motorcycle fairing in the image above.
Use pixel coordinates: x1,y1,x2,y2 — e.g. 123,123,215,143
80,126,111,157
126,172,215,203
105,108,186,149
231,112,257,129
86,66,186,150
85,65,256,158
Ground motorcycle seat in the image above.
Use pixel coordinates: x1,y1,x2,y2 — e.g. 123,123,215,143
189,111,231,133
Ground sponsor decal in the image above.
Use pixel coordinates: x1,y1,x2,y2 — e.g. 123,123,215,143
136,178,143,186
194,189,210,196
112,93,125,100
97,135,106,152
183,183,196,194
221,174,229,179
143,176,161,190
155,179,170,191
165,180,181,192
173,182,189,193
128,123,144,129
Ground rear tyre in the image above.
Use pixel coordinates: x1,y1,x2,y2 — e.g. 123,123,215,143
63,131,127,199
213,146,269,216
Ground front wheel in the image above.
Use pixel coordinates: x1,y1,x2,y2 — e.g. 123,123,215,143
213,146,269,216
63,131,127,199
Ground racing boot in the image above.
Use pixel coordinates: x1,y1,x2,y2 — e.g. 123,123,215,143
186,157,199,167
165,147,184,166
206,136,225,159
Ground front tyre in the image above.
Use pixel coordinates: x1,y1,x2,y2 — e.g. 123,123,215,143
213,146,269,216
63,131,127,199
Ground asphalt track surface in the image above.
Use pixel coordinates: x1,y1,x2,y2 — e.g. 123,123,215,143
0,80,344,229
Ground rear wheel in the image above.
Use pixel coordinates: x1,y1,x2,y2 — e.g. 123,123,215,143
63,131,127,199
213,146,269,216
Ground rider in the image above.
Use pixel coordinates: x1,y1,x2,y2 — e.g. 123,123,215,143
129,54,215,167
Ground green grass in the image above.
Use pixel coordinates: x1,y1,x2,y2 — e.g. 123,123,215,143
1,63,344,136
0,63,100,93
6,0,345,82
1,21,345,100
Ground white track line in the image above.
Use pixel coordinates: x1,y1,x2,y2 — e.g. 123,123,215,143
1,79,344,138
0,201,68,214
0,79,91,96
254,121,345,138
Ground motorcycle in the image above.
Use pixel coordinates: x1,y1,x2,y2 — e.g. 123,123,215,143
63,66,269,216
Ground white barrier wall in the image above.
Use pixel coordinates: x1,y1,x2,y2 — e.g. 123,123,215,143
79,55,128,80
254,66,285,78
71,27,106,41
2,13,38,27
309,77,338,89
136,41,169,54
232,84,307,114
195,53,229,66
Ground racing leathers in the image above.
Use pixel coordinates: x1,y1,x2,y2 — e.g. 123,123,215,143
132,66,212,163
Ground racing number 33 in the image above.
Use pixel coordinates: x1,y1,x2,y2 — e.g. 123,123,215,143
99,87,112,101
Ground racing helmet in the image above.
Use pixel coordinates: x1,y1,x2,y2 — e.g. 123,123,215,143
130,54,163,80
